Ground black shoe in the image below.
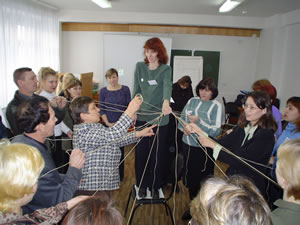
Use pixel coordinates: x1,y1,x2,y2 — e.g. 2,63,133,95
152,189,160,199
182,209,191,221
138,187,146,198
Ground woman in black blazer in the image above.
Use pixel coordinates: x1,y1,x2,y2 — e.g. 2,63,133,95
189,91,277,198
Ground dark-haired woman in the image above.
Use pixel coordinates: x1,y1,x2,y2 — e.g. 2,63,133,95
132,37,172,199
179,77,223,216
268,96,300,206
194,91,277,198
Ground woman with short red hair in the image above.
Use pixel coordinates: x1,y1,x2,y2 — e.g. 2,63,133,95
133,37,172,199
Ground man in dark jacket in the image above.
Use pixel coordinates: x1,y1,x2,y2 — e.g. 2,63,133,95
12,96,85,214
6,67,65,136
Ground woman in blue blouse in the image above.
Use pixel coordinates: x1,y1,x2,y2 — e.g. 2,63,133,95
99,68,131,180
269,96,300,206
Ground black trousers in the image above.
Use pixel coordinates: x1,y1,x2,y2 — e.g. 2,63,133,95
182,142,214,200
135,121,168,189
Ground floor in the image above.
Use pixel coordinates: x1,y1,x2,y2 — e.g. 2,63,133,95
112,144,191,225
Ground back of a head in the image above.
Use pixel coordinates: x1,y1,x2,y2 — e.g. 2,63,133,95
190,177,227,225
277,139,300,200
62,196,123,225
0,140,44,213
190,176,272,225
252,79,271,91
207,184,272,225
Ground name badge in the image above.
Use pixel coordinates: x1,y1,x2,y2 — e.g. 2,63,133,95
148,80,158,85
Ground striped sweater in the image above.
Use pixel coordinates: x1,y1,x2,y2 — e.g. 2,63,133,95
179,97,224,147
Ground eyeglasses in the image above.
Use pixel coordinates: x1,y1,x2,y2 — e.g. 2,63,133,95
242,104,260,111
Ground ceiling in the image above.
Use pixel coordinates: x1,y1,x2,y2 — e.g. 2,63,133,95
38,0,300,18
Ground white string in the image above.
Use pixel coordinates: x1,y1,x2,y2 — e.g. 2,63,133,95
37,98,279,225
39,114,163,179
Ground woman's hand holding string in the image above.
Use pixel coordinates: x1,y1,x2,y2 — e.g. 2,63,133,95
162,99,172,115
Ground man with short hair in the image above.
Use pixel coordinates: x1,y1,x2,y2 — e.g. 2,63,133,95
12,96,85,214
6,67,65,136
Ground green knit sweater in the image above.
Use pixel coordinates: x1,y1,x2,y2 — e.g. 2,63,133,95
132,62,172,126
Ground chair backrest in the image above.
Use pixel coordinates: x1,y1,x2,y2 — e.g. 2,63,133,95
0,107,10,129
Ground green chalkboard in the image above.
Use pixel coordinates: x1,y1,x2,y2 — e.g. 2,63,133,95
170,49,192,81
193,50,220,86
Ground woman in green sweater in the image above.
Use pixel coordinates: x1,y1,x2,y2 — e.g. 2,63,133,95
132,37,172,199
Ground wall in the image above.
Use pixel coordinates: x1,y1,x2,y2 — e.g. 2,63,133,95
171,33,259,102
58,10,264,29
255,8,300,111
61,31,259,103
61,31,104,82
60,8,300,107
278,23,300,109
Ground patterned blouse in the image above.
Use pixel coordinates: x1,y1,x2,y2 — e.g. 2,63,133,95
0,202,67,225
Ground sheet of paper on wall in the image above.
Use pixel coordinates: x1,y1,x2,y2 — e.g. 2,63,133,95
173,56,203,96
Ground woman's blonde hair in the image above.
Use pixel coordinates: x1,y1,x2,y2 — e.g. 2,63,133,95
277,138,300,199
37,67,57,93
190,177,227,225
0,139,44,213
191,176,272,225
62,73,76,90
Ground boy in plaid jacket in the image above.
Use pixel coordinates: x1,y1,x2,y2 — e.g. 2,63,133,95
70,96,155,195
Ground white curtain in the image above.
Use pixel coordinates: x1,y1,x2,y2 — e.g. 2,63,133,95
0,0,59,107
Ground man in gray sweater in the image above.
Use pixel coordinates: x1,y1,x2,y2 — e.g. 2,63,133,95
12,96,85,214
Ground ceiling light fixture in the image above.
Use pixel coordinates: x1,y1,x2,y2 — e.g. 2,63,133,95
219,0,244,13
91,0,112,8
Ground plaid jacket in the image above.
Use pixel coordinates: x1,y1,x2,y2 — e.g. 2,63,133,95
73,114,137,191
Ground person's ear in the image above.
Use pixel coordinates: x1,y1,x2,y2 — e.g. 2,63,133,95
262,108,267,114
280,177,289,189
35,123,43,132
16,79,23,88
80,112,87,122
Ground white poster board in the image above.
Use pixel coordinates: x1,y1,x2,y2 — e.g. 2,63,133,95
173,56,203,95
103,34,172,94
